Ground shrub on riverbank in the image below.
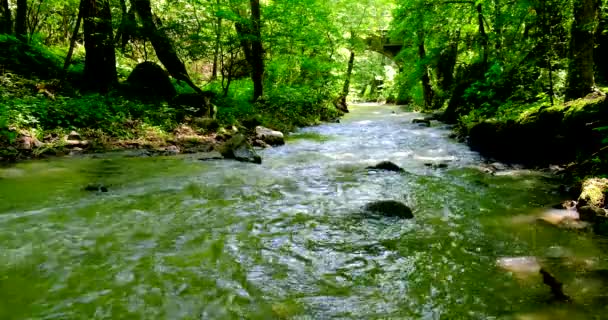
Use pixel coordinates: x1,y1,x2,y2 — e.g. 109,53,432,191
0,39,343,161
456,92,608,178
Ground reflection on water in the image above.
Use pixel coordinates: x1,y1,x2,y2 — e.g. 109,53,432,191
1,104,607,319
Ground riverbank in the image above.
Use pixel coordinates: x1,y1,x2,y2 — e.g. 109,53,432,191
438,92,608,236
0,37,342,163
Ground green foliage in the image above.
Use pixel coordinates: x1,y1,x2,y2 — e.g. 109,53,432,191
256,85,341,132
0,35,63,79
0,92,178,137
462,63,504,116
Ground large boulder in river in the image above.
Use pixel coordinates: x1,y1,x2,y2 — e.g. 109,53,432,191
363,200,413,219
255,126,285,146
366,161,404,172
218,134,261,164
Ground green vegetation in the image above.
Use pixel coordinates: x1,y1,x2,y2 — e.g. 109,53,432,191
0,0,395,161
1,0,608,177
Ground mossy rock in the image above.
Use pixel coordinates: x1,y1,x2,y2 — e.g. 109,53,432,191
192,117,220,132
218,134,261,164
578,178,608,208
126,62,176,100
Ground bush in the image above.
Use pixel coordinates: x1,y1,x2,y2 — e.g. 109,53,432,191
0,35,63,79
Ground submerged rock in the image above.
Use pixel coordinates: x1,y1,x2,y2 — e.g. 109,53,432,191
538,209,579,226
255,126,285,146
412,118,431,127
366,161,404,172
198,151,224,161
424,162,448,169
577,205,606,222
84,184,108,192
497,256,541,278
218,134,261,164
363,200,413,219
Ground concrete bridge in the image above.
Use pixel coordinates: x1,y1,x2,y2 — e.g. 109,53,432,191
364,30,403,60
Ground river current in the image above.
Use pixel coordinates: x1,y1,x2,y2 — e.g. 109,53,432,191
1,104,607,319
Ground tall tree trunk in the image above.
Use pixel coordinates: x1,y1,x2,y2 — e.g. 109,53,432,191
565,0,600,99
133,0,202,94
234,20,252,63
476,4,489,70
63,0,85,75
15,0,26,40
114,0,132,51
211,0,222,80
337,50,355,113
595,5,608,84
249,0,264,101
0,0,11,34
436,31,459,92
418,31,434,109
83,0,117,92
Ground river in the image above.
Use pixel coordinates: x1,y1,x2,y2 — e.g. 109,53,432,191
1,104,607,319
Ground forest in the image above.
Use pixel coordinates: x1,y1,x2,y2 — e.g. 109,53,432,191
0,0,607,173
4,0,608,318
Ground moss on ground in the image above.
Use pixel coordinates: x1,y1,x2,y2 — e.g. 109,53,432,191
578,178,608,208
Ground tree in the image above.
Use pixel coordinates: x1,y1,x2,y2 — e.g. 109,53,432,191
0,0,10,34
82,0,117,92
15,0,26,39
249,0,264,101
566,0,600,99
133,0,203,94
233,0,264,101
417,30,434,108
63,0,85,75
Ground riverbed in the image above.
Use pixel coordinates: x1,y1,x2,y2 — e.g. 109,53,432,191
1,104,607,319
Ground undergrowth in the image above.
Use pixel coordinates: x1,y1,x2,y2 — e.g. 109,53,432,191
0,36,343,154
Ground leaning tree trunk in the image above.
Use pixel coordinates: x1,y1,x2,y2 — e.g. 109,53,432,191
83,0,117,92
0,0,11,34
337,50,355,113
133,0,202,94
15,0,27,40
436,31,459,92
249,0,264,101
417,31,434,109
565,0,600,100
63,0,85,74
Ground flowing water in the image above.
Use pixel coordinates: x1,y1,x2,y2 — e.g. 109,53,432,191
1,104,608,319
